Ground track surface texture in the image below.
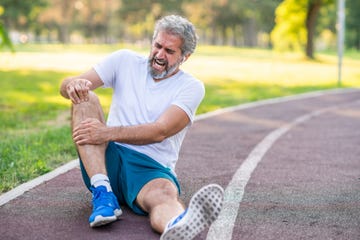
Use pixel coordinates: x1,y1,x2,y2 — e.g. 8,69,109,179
1,89,359,240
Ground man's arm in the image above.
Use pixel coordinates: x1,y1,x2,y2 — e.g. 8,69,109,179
73,104,191,146
60,68,104,104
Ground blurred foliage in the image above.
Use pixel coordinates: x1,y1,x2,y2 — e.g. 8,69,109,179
271,0,308,52
1,0,359,55
0,5,14,51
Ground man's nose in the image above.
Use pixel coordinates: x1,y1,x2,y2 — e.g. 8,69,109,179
155,49,166,59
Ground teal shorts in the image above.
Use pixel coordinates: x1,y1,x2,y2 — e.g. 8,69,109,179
79,142,181,215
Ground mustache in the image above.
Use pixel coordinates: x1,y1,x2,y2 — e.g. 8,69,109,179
152,56,167,65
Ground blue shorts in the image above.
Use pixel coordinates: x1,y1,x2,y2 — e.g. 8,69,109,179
79,142,181,215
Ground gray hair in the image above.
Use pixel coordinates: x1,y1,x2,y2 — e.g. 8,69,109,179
152,15,198,56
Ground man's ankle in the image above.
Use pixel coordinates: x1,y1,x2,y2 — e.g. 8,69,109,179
91,174,112,192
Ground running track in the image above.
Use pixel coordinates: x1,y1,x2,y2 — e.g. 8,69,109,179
1,89,359,240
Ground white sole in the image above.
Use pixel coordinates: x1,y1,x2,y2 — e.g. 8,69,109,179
90,208,123,228
161,184,224,240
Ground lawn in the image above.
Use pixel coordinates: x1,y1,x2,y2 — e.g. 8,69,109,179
1,44,359,193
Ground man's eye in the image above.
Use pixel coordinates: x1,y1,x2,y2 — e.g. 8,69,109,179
166,49,175,54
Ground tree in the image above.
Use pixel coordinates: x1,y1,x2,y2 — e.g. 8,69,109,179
0,0,47,31
305,0,323,58
36,0,119,43
305,0,334,58
271,0,307,52
346,0,360,50
183,0,281,47
118,0,184,42
0,5,14,52
271,0,335,59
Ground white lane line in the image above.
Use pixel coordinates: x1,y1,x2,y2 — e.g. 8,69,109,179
195,88,358,121
206,107,334,240
0,88,357,206
0,160,79,206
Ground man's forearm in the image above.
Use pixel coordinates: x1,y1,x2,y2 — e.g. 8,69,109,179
107,105,190,145
108,123,168,146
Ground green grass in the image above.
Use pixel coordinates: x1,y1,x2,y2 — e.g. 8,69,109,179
1,126,74,191
10,43,144,53
0,69,74,192
1,70,68,127
199,80,336,113
1,45,360,193
0,69,112,192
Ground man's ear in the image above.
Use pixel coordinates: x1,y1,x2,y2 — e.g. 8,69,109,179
182,54,191,64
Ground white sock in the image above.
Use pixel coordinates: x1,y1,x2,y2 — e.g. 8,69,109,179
90,174,112,192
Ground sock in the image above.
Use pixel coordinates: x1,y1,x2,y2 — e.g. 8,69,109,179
90,174,112,192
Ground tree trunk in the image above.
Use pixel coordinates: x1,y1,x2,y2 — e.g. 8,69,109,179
305,0,322,59
221,25,227,45
104,0,112,44
59,0,71,43
210,23,217,45
356,28,360,50
58,25,69,43
243,18,257,47
231,25,237,46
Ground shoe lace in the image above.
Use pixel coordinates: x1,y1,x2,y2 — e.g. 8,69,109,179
169,209,188,228
91,187,114,208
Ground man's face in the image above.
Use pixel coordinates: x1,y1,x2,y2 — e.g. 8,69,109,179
148,31,184,80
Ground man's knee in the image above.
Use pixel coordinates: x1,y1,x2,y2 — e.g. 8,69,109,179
72,91,100,110
137,179,179,212
87,91,101,105
71,91,105,125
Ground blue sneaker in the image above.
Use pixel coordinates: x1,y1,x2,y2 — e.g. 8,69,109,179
160,184,224,240
89,186,122,227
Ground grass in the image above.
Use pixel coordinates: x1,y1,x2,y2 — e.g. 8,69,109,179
0,68,112,192
1,44,359,193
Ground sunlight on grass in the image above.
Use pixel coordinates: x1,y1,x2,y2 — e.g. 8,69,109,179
5,91,37,104
0,69,73,129
183,53,343,88
1,44,359,90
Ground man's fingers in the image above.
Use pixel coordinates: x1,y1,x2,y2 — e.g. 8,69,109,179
80,79,92,101
67,84,81,104
73,134,87,145
84,80,93,89
73,118,97,136
67,79,92,104
74,82,87,102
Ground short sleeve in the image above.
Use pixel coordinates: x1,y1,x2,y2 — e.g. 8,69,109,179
172,79,205,123
93,49,134,88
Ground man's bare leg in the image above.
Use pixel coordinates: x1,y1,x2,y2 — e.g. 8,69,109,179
136,178,185,233
72,91,122,227
71,91,107,177
137,179,224,240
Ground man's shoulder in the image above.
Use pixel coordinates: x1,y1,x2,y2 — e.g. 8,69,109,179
178,71,204,89
112,49,146,61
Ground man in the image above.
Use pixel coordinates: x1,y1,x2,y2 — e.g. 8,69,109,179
60,15,223,239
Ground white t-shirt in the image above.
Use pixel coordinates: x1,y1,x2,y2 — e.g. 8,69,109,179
93,49,205,171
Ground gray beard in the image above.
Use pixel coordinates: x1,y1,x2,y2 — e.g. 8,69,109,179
148,58,181,80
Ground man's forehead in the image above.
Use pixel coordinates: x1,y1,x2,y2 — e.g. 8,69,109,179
154,31,183,49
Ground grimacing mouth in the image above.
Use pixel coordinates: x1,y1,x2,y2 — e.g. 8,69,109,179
153,57,167,67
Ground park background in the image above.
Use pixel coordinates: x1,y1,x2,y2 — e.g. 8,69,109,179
0,0,359,193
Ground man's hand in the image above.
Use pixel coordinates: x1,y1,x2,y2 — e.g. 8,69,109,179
73,118,108,145
66,78,92,104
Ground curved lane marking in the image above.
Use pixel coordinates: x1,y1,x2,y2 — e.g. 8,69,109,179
206,106,338,240
0,160,79,206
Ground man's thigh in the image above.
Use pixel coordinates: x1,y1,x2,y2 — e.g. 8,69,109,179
136,178,180,213
114,144,181,215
